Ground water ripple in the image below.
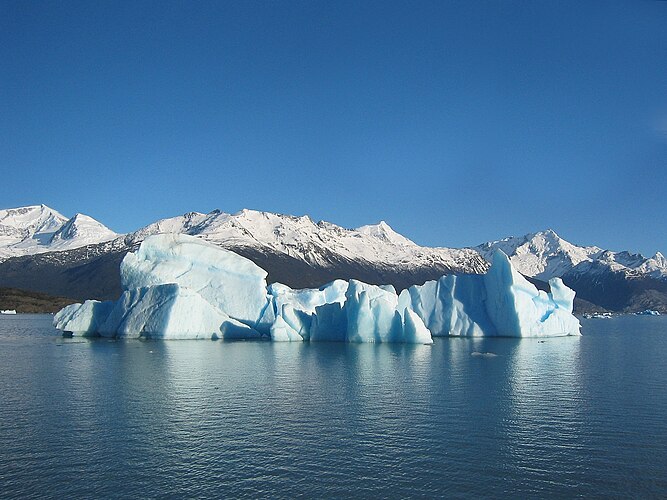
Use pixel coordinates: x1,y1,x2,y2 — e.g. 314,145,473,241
1,315,667,497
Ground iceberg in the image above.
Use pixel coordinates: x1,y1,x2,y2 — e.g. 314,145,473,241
268,280,348,342
53,234,580,342
399,250,580,337
309,302,348,342
269,280,348,314
482,250,580,337
54,284,260,340
344,280,433,344
54,299,115,335
398,274,495,337
120,233,271,330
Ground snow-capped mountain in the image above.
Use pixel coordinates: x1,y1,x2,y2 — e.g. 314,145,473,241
49,213,118,246
0,204,66,247
0,205,487,303
475,229,667,312
475,229,602,280
0,205,665,313
476,229,667,282
0,205,118,259
128,209,486,275
355,220,417,246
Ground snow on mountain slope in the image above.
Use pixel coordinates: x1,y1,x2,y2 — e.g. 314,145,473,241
0,205,118,259
476,229,667,281
638,252,667,280
2,205,664,292
50,213,118,247
0,205,486,276
129,211,208,242
0,204,66,241
476,229,602,280
356,221,416,246
129,209,487,274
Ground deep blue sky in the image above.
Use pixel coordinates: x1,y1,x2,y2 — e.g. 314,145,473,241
1,1,666,255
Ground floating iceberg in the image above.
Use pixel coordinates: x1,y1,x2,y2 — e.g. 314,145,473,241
398,274,495,337
635,309,660,316
397,250,580,337
120,234,272,331
54,300,114,335
54,284,260,340
344,280,433,344
54,234,580,342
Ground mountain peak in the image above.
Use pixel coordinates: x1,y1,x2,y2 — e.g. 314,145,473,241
0,205,122,259
70,212,92,222
0,204,67,236
541,228,560,239
476,228,601,280
643,251,667,272
538,228,558,236
527,229,563,245
49,213,117,244
356,221,415,246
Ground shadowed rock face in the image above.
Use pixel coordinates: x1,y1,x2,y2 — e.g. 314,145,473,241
562,263,667,313
0,242,128,301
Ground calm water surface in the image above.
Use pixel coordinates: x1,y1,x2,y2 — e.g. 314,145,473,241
1,314,666,498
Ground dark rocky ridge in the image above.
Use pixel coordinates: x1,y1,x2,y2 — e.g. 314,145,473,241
562,263,667,314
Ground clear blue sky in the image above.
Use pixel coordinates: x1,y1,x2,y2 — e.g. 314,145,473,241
1,1,666,255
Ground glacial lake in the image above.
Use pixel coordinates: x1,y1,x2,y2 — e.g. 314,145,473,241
1,315,666,498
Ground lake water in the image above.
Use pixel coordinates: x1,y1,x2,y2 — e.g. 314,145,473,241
1,315,666,498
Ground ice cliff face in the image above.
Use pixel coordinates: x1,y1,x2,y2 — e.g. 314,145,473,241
54,234,580,342
120,234,274,330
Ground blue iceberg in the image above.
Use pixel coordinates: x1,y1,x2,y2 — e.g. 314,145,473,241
54,234,580,342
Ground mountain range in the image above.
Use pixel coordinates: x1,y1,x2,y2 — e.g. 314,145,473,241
1,204,665,313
